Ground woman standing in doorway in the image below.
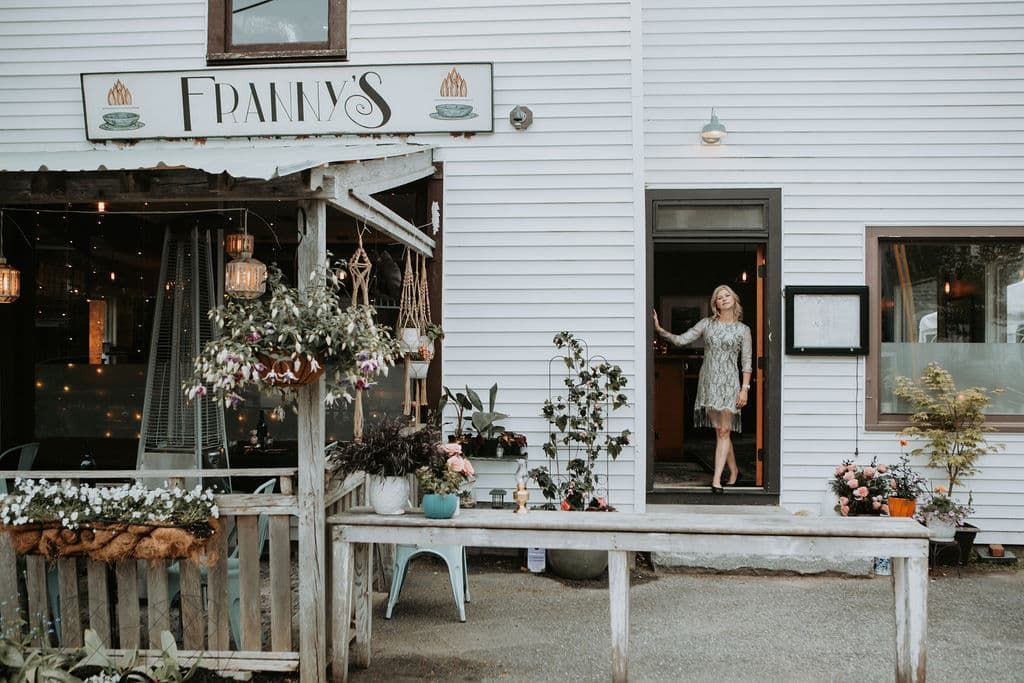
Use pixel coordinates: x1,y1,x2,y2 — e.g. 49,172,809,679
652,285,753,493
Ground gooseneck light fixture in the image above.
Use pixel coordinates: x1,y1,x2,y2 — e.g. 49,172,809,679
700,109,727,145
0,210,20,304
224,210,267,300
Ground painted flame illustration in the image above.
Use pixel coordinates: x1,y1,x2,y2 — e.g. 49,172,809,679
107,80,132,106
439,68,468,98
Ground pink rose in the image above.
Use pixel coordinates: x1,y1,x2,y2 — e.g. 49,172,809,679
846,464,856,472
863,467,875,478
834,465,845,476
441,443,462,456
463,459,475,477
848,480,860,489
843,471,856,481
840,505,850,516
839,497,849,505
876,464,888,473
934,485,948,494
854,486,869,498
446,455,467,474
597,497,607,508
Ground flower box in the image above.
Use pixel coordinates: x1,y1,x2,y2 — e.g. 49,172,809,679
2,519,218,562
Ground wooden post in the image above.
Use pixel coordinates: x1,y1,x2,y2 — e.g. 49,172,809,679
352,543,373,668
608,550,630,683
297,199,328,682
892,556,927,683
330,531,353,683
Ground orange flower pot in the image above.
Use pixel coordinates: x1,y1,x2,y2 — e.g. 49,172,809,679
888,497,917,518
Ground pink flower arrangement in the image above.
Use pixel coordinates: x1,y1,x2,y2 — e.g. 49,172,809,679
830,458,892,516
417,442,476,495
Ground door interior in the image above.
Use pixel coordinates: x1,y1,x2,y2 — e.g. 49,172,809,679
651,243,765,490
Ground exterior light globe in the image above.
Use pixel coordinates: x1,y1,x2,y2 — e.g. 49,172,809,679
225,257,267,300
0,257,19,303
700,111,727,145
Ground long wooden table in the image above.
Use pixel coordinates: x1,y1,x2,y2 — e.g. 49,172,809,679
328,509,930,682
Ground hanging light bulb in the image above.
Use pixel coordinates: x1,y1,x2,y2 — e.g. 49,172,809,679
97,201,106,213
0,211,20,304
224,209,266,299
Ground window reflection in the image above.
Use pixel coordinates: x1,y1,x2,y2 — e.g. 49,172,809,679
231,0,328,45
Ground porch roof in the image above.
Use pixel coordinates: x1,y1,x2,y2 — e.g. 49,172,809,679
0,141,433,181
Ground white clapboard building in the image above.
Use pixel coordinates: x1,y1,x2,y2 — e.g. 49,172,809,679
0,0,1021,544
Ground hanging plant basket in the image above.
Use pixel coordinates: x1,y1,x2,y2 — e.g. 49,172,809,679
2,518,219,562
258,353,326,387
409,360,430,380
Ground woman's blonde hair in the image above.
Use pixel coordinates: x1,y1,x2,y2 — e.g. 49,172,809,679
709,284,743,321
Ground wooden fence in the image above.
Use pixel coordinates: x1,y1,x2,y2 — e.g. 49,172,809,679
0,467,367,676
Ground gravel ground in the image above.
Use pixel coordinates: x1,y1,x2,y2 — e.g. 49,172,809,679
346,554,1024,683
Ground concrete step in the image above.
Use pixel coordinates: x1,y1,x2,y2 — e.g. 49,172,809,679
646,504,874,576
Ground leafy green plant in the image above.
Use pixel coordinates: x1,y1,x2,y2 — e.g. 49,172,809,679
437,386,473,437
889,445,928,500
529,332,630,511
468,383,508,440
424,323,445,343
328,417,438,477
894,362,1004,495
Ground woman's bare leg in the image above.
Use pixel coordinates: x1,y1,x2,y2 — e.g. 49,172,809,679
726,440,740,485
710,410,733,489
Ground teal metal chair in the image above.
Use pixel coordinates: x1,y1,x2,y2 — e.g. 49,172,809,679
0,442,39,472
385,544,469,622
167,477,277,648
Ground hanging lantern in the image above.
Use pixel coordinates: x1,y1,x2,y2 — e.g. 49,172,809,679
0,212,18,304
224,209,266,299
225,257,266,299
225,231,254,260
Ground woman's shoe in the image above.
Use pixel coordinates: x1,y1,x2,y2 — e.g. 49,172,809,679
711,485,724,494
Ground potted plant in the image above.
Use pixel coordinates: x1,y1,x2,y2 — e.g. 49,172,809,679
439,385,473,445
529,332,630,579
887,442,928,518
498,431,528,458
916,486,973,542
829,458,891,517
467,383,508,458
408,343,434,380
185,262,399,417
894,362,1004,555
329,417,437,515
416,443,476,519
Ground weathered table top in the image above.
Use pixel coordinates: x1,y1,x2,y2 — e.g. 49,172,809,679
327,507,930,539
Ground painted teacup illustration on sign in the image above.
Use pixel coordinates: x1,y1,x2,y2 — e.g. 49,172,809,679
430,67,478,120
99,80,145,131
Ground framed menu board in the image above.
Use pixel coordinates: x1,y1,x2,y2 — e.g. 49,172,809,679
785,286,869,356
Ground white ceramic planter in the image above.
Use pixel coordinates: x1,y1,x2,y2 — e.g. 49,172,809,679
409,360,430,379
369,475,410,515
400,328,421,354
927,519,957,542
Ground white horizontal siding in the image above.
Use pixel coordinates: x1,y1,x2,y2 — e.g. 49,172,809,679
644,0,1024,541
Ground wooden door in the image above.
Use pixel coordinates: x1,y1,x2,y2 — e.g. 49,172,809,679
653,358,684,461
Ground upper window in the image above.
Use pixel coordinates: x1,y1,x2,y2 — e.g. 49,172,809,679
867,227,1024,429
207,0,347,64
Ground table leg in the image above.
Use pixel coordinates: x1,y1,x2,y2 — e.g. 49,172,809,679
352,542,373,668
330,534,354,683
608,550,630,683
892,556,927,683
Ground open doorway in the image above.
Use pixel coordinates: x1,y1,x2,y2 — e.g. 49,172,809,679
651,244,763,490
645,189,782,504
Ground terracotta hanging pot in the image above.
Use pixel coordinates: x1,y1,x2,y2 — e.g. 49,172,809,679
258,353,325,387
888,497,917,518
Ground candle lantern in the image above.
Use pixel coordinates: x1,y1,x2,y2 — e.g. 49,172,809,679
489,488,506,510
225,231,255,260
224,211,266,299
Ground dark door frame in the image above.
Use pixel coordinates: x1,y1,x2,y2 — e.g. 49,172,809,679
645,188,782,505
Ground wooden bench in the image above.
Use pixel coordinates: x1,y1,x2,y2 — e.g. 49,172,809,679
328,509,930,683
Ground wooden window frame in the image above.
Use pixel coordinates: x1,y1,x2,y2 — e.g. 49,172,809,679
207,0,347,64
865,225,1024,432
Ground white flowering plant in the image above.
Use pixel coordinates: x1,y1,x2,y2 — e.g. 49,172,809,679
184,261,400,417
0,479,219,533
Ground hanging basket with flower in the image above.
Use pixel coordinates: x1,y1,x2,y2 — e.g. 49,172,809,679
184,261,399,416
0,479,220,562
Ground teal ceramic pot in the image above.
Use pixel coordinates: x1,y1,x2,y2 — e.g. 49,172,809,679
422,493,458,519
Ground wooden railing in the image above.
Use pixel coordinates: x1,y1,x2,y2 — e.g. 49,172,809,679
0,467,367,676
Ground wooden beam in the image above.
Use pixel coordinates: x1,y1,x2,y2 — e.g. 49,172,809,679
296,199,327,683
0,169,330,204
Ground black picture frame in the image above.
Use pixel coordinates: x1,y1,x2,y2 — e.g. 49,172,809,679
785,286,869,356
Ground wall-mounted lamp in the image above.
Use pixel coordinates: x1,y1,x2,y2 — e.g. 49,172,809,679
700,109,727,145
509,105,533,130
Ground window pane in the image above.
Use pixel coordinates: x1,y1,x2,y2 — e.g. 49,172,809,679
231,0,328,45
879,239,1024,415
655,205,764,232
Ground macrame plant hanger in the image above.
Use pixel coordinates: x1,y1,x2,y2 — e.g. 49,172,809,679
411,252,432,425
348,228,373,439
396,250,419,418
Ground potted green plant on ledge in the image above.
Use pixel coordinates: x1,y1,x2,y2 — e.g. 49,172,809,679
894,362,1004,559
530,332,630,579
329,417,436,515
185,261,399,418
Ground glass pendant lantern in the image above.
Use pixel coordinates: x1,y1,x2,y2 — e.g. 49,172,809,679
224,210,266,299
0,211,19,304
